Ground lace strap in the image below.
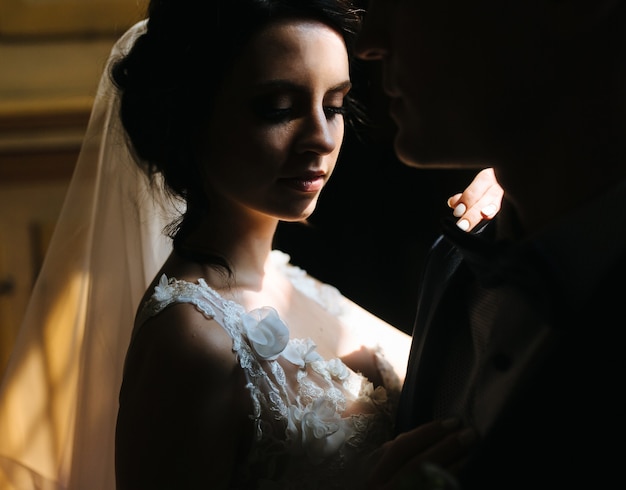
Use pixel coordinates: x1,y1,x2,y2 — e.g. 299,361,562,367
136,274,224,325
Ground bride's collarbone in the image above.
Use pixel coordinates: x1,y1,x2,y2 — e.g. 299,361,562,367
232,283,345,360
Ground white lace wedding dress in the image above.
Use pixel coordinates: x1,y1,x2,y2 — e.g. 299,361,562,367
134,251,400,489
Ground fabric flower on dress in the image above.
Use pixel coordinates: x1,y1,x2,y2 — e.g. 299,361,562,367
360,381,389,407
287,398,349,464
242,307,290,360
282,338,323,368
325,358,350,381
153,274,172,301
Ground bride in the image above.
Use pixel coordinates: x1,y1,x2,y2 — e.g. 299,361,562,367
0,1,503,489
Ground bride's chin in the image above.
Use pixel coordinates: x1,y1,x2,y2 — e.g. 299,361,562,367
280,202,318,222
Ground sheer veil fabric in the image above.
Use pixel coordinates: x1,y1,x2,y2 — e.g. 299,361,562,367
0,21,178,490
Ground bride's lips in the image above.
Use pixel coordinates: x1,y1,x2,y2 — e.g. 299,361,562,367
279,172,325,192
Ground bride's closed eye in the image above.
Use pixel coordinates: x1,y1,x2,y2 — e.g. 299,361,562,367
323,105,347,118
250,96,347,123
323,92,348,119
251,94,294,123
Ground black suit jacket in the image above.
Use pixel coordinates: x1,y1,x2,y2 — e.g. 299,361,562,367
397,213,626,489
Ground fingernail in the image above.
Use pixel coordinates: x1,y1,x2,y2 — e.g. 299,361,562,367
457,428,478,445
441,417,461,429
481,203,497,217
447,197,454,208
453,203,466,217
456,219,470,231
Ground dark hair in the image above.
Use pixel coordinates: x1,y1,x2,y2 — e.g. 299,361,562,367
110,0,363,265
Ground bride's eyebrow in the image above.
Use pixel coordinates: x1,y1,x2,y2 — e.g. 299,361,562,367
327,80,353,95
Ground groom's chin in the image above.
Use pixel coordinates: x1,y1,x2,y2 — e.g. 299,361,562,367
393,133,487,170
393,135,448,169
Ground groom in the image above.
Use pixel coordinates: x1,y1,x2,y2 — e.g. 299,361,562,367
356,1,626,489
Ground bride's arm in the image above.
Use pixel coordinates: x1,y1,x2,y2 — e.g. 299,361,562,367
336,296,411,386
115,305,251,489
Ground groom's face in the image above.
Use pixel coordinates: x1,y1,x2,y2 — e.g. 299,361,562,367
356,1,545,168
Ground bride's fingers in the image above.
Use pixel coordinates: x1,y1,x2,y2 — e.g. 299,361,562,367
446,168,504,232
367,418,468,488
447,193,463,210
453,183,503,231
391,427,477,479
371,425,477,490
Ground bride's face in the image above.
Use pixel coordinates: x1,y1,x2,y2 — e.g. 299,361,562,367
201,18,351,223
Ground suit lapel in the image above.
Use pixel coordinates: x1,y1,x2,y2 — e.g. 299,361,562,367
396,234,468,431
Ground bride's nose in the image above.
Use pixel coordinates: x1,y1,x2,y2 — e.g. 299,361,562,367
295,108,339,155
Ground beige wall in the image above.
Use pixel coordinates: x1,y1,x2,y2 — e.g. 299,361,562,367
0,0,145,374
0,0,147,37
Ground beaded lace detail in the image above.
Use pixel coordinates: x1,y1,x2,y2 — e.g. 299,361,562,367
137,251,398,489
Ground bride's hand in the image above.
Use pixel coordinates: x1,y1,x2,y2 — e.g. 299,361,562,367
446,168,503,232
365,418,476,490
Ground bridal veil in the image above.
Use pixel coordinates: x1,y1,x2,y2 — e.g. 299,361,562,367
0,20,178,490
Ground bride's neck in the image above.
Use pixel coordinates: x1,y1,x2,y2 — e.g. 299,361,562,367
177,218,279,292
